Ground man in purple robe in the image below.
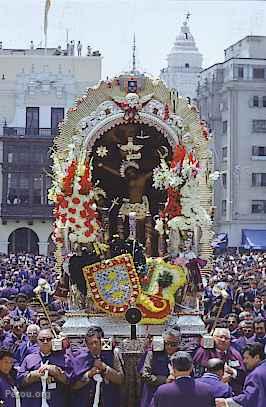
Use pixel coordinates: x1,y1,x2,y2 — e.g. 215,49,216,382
10,294,36,323
252,317,266,348
232,320,255,354
150,351,215,407
140,327,181,407
17,328,68,406
3,317,28,362
226,314,241,339
0,349,18,407
17,324,40,364
196,358,233,398
193,328,245,395
216,343,266,407
66,326,124,407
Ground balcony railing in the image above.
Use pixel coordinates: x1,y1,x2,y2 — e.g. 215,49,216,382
2,127,58,137
1,203,53,219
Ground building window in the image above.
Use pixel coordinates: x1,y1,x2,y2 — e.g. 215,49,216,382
263,96,266,107
222,173,227,188
252,173,266,186
33,175,42,205
222,146,227,160
222,200,226,216
51,107,64,135
7,173,30,205
251,200,266,214
253,96,259,107
252,146,266,156
253,120,266,133
26,107,39,136
185,63,189,68
238,66,244,79
253,68,265,79
222,121,227,134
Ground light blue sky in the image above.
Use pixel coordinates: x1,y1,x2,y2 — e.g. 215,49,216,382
0,0,265,78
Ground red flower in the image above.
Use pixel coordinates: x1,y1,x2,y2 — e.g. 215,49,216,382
80,210,87,218
72,197,80,205
60,199,68,209
69,217,76,223
68,208,76,214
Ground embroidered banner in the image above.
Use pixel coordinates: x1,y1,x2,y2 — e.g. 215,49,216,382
83,254,141,316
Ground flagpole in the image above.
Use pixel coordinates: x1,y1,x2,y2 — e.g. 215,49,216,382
45,31,47,55
44,0,51,55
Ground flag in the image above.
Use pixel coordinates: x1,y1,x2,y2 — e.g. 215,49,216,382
44,0,52,36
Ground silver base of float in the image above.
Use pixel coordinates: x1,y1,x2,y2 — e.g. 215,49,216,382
62,310,206,352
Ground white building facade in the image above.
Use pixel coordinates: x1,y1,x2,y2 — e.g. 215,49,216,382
160,17,203,100
198,36,266,247
0,45,102,255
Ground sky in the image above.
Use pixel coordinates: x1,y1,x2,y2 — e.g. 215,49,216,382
0,0,265,78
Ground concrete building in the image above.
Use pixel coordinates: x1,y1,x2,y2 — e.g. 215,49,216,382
160,16,203,100
198,36,266,248
0,42,102,255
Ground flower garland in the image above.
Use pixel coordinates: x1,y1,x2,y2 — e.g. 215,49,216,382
49,140,103,245
153,142,212,234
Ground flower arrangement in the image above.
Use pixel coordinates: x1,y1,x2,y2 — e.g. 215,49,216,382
49,138,104,246
153,143,212,234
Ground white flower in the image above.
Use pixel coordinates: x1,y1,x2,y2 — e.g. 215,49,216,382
209,171,220,181
96,145,109,158
155,219,164,235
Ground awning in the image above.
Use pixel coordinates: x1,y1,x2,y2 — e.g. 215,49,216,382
211,233,228,249
242,229,266,250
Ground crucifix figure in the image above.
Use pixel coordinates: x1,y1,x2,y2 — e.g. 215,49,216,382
97,162,152,206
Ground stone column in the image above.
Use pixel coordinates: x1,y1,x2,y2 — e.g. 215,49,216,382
0,241,8,254
38,241,49,256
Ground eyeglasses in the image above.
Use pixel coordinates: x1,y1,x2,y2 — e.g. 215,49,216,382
165,342,179,347
39,337,52,343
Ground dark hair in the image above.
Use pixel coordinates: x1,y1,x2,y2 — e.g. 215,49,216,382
227,313,239,322
243,343,265,361
253,317,266,328
170,351,193,371
243,302,253,310
86,326,103,339
0,348,14,360
207,358,225,373
16,293,28,302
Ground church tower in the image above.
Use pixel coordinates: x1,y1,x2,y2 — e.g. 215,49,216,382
160,14,203,100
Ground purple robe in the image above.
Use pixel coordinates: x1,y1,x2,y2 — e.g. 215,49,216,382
0,373,16,407
193,346,245,394
16,341,39,364
17,351,68,407
140,351,170,407
66,348,121,407
228,359,266,407
2,333,28,362
232,336,255,354
10,307,36,323
149,377,215,407
196,372,233,398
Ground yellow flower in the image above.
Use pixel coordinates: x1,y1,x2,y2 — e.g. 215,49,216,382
104,284,112,291
112,291,124,300
108,271,117,281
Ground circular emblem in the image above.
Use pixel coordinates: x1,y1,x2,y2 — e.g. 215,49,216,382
125,307,142,324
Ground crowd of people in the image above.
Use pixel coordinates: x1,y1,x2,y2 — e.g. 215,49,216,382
0,251,264,406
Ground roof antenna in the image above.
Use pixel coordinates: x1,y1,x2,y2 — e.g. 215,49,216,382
132,33,136,74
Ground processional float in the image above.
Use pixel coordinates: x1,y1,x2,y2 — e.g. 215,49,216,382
48,71,216,350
